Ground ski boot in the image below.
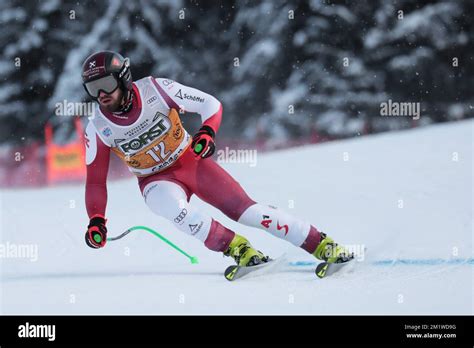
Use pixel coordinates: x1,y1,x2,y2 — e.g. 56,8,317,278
313,232,354,264
224,234,269,267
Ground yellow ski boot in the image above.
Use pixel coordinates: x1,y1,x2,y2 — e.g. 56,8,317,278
313,232,354,264
224,234,269,266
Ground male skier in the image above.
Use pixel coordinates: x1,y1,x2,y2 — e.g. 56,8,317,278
82,51,352,269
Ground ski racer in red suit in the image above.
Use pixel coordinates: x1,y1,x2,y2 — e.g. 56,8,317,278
82,51,352,271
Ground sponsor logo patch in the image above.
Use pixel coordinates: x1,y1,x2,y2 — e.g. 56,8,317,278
261,215,272,229
174,208,188,224
119,119,170,153
101,127,112,137
146,96,158,105
174,89,205,103
189,221,204,236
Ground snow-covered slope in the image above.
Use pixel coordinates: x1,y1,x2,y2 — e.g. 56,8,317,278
1,120,472,314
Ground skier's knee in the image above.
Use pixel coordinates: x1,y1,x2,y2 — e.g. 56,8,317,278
143,181,188,218
143,181,212,241
168,205,212,242
221,196,257,222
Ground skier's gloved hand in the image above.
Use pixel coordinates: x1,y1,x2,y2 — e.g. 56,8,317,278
191,125,215,159
85,214,107,249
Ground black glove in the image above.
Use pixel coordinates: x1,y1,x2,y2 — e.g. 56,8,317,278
191,125,216,159
85,214,107,249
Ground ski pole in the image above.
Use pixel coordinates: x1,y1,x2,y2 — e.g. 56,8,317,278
106,225,199,264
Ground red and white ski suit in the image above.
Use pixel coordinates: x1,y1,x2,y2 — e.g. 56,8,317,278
85,77,321,253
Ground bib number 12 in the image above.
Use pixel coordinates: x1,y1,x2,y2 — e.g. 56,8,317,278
145,141,170,163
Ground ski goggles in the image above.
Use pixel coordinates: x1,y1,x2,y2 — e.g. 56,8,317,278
83,74,119,98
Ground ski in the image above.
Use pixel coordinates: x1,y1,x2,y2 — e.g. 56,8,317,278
315,247,366,278
315,259,354,278
224,255,286,281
